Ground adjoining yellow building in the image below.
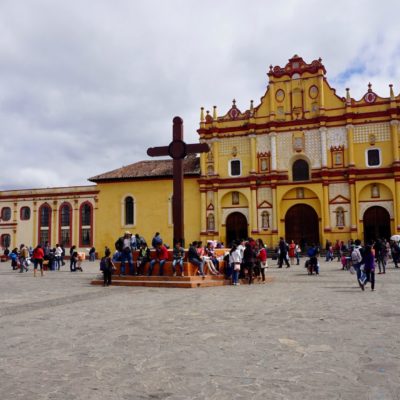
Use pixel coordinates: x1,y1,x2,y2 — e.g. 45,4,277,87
1,55,399,252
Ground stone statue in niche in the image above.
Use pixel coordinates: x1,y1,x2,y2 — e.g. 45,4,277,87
261,211,270,229
232,191,239,205
207,150,214,162
296,188,304,199
371,184,380,198
207,213,215,231
336,208,345,227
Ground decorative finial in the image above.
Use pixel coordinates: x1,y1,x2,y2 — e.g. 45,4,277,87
390,84,395,100
250,100,254,111
269,65,273,71
213,105,217,119
368,82,372,92
346,88,351,105
200,107,204,122
232,99,236,106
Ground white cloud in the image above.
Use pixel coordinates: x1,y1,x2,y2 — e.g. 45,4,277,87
1,0,400,189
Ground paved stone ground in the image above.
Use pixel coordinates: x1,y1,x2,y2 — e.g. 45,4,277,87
1,258,400,400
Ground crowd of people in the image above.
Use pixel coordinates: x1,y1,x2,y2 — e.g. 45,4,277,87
2,230,398,291
1,242,97,276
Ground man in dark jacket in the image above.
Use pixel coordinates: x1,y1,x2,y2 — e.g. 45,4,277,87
278,237,290,268
188,241,205,276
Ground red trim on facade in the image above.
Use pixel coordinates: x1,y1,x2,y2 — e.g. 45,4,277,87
79,201,93,247
0,191,99,201
58,202,73,247
38,203,52,246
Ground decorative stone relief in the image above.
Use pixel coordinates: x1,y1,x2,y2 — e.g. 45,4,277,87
359,201,393,220
354,123,390,144
220,137,250,155
276,132,292,170
329,204,350,227
257,187,272,206
256,135,271,153
329,183,350,201
304,129,321,168
222,208,249,224
327,127,347,148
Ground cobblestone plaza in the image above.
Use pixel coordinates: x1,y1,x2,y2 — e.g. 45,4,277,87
1,260,399,400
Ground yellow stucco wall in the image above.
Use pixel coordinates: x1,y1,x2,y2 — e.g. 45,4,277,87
94,178,200,254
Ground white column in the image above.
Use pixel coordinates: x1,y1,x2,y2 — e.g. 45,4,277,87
320,127,327,167
270,133,277,171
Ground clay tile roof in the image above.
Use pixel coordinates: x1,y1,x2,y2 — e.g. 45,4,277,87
89,154,200,182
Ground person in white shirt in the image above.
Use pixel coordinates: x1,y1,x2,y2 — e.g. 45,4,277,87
55,244,63,270
229,243,242,286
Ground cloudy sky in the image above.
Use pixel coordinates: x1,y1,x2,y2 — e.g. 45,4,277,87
1,0,400,189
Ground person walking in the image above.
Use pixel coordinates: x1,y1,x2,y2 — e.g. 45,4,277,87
257,239,268,283
19,244,29,273
32,244,45,277
363,245,376,291
278,237,290,268
288,240,296,265
100,248,115,286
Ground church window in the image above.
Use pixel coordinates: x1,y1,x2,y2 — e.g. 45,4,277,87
59,203,72,247
366,149,381,167
336,207,345,227
292,159,309,181
1,207,11,221
38,204,51,245
230,160,241,176
80,202,93,247
261,211,270,229
125,196,134,225
1,233,11,248
20,206,31,220
207,213,215,231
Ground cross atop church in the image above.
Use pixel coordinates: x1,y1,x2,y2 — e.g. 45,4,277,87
147,117,209,246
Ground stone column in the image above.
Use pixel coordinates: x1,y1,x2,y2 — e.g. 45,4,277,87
270,133,277,171
390,120,399,163
318,74,325,114
200,191,206,233
213,189,219,234
349,181,357,233
271,186,278,233
250,187,258,232
212,139,219,175
32,201,37,245
249,134,257,173
74,199,79,248
320,127,328,168
346,124,355,166
322,183,330,230
396,181,400,231
12,201,17,245
52,200,58,246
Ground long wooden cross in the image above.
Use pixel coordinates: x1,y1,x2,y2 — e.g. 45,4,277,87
147,116,209,246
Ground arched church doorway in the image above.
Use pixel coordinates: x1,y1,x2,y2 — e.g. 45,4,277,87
285,204,319,248
226,212,248,246
363,206,391,243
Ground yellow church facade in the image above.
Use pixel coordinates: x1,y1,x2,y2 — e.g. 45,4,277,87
197,55,400,248
1,55,399,253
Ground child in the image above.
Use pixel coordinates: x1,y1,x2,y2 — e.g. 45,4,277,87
341,254,348,270
76,252,83,271
172,242,185,276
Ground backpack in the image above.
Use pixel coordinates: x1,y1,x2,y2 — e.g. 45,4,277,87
115,237,124,252
351,248,362,263
100,257,107,271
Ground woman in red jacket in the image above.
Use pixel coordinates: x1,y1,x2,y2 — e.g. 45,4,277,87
33,244,45,277
257,239,268,283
